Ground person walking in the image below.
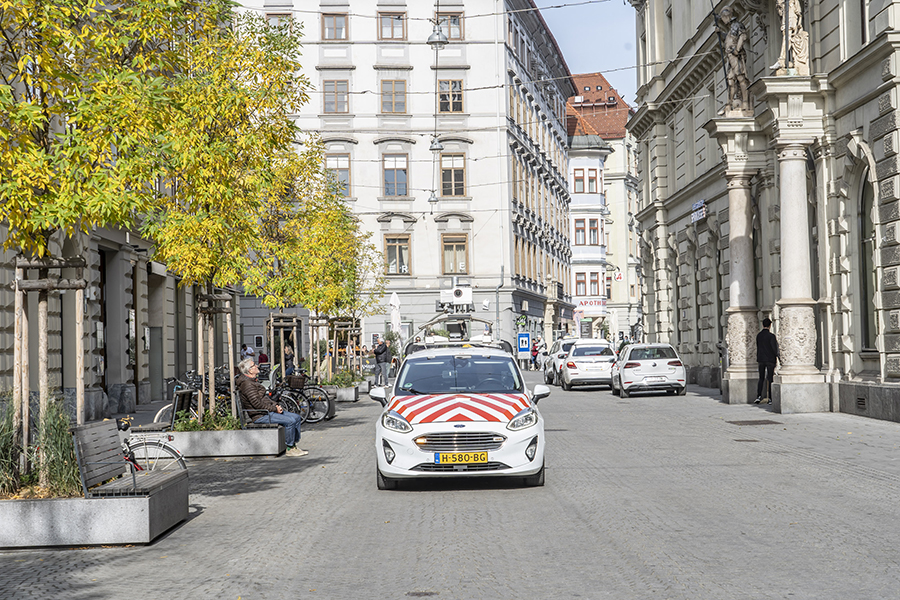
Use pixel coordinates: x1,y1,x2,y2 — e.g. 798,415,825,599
755,317,780,404
373,337,391,386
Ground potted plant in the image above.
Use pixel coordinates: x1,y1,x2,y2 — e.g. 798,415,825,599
325,370,360,402
166,410,285,458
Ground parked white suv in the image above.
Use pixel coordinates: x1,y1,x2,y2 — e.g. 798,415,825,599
542,337,578,386
611,343,687,397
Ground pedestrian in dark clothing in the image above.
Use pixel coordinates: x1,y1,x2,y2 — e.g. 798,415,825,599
235,358,306,455
373,337,391,386
756,317,779,404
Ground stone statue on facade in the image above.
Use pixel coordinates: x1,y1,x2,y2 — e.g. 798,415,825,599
717,7,751,114
771,0,809,75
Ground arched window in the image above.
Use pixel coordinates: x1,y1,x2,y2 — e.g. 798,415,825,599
859,168,877,350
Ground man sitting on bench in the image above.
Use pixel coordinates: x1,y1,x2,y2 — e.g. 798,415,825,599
236,358,308,457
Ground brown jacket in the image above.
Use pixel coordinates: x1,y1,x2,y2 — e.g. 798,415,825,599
235,373,277,422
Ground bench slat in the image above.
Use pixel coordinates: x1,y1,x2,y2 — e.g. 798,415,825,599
88,470,188,497
72,421,128,490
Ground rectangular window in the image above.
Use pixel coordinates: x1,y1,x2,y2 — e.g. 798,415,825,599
383,154,408,196
576,273,586,296
323,80,348,113
590,272,600,296
385,235,410,275
630,284,636,297
588,169,598,193
589,219,599,245
442,234,468,274
441,154,465,196
574,219,585,245
606,275,612,298
381,80,406,113
439,80,463,113
266,13,291,27
573,169,585,193
378,12,405,40
326,154,350,196
437,13,463,40
322,14,347,40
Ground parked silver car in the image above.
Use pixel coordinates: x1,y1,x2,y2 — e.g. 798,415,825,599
559,340,616,390
542,337,578,386
611,343,687,397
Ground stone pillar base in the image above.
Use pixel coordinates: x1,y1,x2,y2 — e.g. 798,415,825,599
773,378,829,413
723,374,758,404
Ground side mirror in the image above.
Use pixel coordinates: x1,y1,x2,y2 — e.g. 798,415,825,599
369,386,388,407
557,352,566,359
532,384,551,403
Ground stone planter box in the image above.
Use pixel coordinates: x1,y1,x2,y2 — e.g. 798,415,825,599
336,386,359,402
357,380,370,394
321,385,337,398
168,427,285,458
0,476,189,548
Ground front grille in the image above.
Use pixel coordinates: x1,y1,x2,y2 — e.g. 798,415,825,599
414,432,506,452
412,462,510,472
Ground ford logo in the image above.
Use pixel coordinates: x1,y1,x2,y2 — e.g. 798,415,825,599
453,424,466,428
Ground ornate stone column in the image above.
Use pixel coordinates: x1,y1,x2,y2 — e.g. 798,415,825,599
773,143,828,412
705,118,767,403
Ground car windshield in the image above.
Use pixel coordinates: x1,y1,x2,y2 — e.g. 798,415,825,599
628,346,677,360
395,355,523,394
572,346,614,357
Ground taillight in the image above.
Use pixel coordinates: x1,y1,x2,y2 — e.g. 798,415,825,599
668,360,683,367
623,362,640,369
566,361,577,369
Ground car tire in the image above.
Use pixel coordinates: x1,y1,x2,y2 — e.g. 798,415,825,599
544,371,552,385
611,378,620,396
524,465,545,487
620,386,630,398
561,378,570,391
376,468,398,490
678,385,687,396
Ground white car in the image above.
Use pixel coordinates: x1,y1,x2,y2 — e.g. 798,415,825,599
611,343,687,397
543,337,578,385
371,347,550,490
559,340,616,390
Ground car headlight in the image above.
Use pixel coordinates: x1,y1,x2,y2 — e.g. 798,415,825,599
507,408,538,431
382,410,412,433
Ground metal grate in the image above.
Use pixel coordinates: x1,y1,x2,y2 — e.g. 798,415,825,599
727,419,782,426
413,432,506,452
412,462,510,472
857,398,867,410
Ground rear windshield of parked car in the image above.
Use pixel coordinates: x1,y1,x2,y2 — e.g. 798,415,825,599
572,346,614,357
628,346,677,360
396,355,523,394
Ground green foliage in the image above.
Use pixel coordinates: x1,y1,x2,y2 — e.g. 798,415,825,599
431,329,451,338
173,410,241,432
384,331,402,358
33,398,80,497
0,400,20,495
324,370,358,387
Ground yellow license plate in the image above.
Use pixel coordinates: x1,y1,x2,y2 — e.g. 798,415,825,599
435,451,488,464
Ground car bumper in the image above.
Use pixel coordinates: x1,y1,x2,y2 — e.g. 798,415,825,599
375,421,545,479
564,371,612,386
622,381,684,392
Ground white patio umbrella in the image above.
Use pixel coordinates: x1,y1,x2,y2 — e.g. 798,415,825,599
389,292,402,336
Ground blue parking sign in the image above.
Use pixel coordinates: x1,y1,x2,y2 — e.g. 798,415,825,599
517,333,532,360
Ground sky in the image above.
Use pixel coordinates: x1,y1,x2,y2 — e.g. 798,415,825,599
532,0,638,106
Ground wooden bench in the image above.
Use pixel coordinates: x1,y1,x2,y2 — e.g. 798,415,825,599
69,420,189,543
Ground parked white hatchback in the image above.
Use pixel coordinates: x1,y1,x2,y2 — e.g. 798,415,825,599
559,339,616,391
370,347,550,490
611,343,687,397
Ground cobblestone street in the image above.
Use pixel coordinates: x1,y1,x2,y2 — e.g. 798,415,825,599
3,373,900,599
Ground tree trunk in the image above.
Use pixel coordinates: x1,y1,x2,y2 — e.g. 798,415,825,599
197,309,205,421
38,283,49,489
225,298,237,418
13,267,23,471
75,284,85,425
207,302,215,418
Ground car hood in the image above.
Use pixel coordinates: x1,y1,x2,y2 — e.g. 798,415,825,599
388,393,530,424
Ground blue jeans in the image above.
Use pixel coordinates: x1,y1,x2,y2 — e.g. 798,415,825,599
375,362,390,386
255,411,303,447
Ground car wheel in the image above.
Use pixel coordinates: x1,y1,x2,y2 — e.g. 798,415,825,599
544,370,552,385
678,385,687,396
524,465,545,487
376,468,397,490
561,378,570,391
620,385,630,398
611,379,620,396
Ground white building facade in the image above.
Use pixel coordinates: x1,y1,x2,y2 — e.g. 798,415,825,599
268,0,575,345
628,0,900,418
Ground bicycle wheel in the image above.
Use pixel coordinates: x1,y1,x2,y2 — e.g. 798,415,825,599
279,391,310,424
128,440,187,472
154,403,174,424
302,386,331,423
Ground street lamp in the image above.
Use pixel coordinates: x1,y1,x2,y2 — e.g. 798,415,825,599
429,136,444,152
427,23,448,51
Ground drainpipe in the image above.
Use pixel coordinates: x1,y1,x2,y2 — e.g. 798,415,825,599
495,265,504,340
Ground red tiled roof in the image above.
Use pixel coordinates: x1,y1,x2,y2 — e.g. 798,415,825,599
566,72,633,140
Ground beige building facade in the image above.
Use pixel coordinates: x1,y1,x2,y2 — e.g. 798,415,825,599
628,0,900,418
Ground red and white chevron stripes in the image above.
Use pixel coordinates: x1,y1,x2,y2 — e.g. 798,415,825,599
388,393,529,424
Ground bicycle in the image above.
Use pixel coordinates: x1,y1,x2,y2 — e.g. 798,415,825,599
284,370,333,424
117,417,186,472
